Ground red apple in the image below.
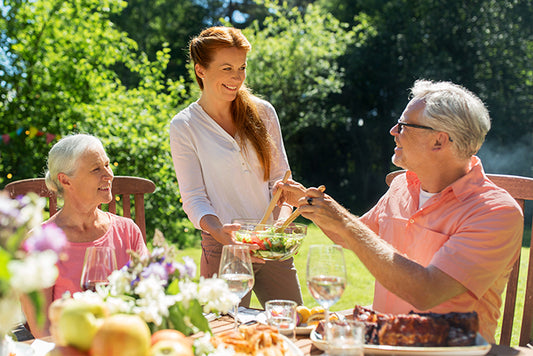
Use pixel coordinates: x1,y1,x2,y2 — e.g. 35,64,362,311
47,345,89,356
150,339,194,356
151,329,190,346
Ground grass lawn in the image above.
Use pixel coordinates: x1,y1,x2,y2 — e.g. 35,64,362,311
175,223,529,347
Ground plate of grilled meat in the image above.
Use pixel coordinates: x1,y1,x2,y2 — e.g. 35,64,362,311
311,305,491,355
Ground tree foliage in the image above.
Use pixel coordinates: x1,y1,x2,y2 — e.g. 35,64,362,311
0,0,195,246
243,1,367,204
1,0,532,245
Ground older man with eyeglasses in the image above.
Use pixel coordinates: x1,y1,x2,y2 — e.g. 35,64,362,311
275,79,523,343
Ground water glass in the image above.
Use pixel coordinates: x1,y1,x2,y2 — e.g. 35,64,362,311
326,319,365,356
265,299,297,339
219,244,254,329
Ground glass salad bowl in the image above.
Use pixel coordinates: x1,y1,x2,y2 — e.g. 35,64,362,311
233,220,307,261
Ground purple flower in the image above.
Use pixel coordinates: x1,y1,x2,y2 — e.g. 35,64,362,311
164,261,176,275
22,223,67,253
174,257,197,279
183,256,196,279
141,262,169,283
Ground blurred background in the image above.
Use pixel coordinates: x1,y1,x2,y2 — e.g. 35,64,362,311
1,0,532,247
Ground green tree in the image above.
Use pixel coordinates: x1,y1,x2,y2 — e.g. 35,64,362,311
109,0,223,84
0,0,196,246
243,2,374,207
314,0,533,209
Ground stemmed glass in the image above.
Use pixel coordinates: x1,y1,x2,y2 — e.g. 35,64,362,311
306,245,347,342
219,244,255,329
80,246,118,292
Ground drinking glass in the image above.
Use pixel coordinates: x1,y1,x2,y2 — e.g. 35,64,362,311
80,246,118,291
265,299,297,339
326,319,365,356
219,244,255,329
306,245,347,343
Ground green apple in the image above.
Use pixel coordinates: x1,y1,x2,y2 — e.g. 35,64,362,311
57,300,109,351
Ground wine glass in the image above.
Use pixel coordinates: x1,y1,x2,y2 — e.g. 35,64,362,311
80,246,118,291
219,244,255,329
306,244,347,344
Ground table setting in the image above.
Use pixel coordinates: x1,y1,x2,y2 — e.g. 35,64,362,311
2,191,533,356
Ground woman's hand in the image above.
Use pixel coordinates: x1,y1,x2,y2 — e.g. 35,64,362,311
200,216,265,264
274,179,308,207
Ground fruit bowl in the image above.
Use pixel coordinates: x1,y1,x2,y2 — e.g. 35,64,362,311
233,221,307,261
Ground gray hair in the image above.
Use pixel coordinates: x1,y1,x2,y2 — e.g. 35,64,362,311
45,134,105,196
410,79,491,159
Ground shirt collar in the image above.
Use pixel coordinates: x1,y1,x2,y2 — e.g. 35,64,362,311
406,156,485,202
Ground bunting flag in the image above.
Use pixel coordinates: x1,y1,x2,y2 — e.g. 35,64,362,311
0,126,60,145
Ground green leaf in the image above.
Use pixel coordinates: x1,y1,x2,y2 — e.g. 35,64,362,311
187,299,210,333
168,303,193,336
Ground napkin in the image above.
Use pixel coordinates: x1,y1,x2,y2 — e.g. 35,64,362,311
31,339,55,356
228,307,263,324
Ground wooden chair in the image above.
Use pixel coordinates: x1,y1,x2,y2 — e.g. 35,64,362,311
386,169,533,346
4,176,156,242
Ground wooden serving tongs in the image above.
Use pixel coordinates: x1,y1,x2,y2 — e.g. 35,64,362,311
256,170,291,230
276,184,326,233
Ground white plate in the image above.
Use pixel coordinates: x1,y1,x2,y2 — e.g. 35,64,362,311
310,329,491,355
279,334,304,356
294,325,315,335
256,312,314,335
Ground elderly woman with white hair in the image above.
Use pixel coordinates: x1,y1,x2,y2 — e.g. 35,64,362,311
21,133,148,337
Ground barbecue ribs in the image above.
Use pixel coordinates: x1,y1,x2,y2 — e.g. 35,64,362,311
352,305,479,346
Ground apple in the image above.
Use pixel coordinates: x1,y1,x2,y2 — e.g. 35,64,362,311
90,314,151,356
49,297,77,345
150,340,194,356
46,345,89,356
151,329,190,346
57,300,109,351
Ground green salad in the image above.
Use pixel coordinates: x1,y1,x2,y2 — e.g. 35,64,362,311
234,224,307,261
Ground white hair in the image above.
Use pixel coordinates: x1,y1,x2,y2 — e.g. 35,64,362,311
45,134,105,196
410,79,491,159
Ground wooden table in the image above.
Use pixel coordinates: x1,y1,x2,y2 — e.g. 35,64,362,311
209,314,533,355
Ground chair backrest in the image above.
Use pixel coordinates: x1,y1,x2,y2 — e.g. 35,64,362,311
385,169,533,346
4,176,156,242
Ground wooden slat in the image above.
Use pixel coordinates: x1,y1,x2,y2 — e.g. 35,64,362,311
122,195,131,218
520,234,533,346
108,197,117,214
134,194,147,242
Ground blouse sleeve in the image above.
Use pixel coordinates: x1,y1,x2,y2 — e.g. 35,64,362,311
169,112,217,229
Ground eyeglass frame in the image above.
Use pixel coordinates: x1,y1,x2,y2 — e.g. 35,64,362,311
395,119,453,142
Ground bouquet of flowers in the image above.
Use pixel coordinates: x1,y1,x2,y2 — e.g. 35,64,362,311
76,231,239,337
0,191,66,338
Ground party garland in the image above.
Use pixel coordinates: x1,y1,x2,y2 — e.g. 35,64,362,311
1,126,60,145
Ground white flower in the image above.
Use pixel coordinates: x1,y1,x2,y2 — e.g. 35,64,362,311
197,277,239,314
72,290,105,305
8,250,58,292
102,296,135,315
193,333,218,356
134,275,167,300
107,267,133,295
0,291,24,336
176,280,199,307
16,194,45,229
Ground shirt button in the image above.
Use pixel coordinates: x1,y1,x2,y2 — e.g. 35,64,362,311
409,219,415,224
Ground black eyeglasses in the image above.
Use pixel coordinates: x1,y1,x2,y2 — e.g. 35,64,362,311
396,119,453,142
396,119,435,133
